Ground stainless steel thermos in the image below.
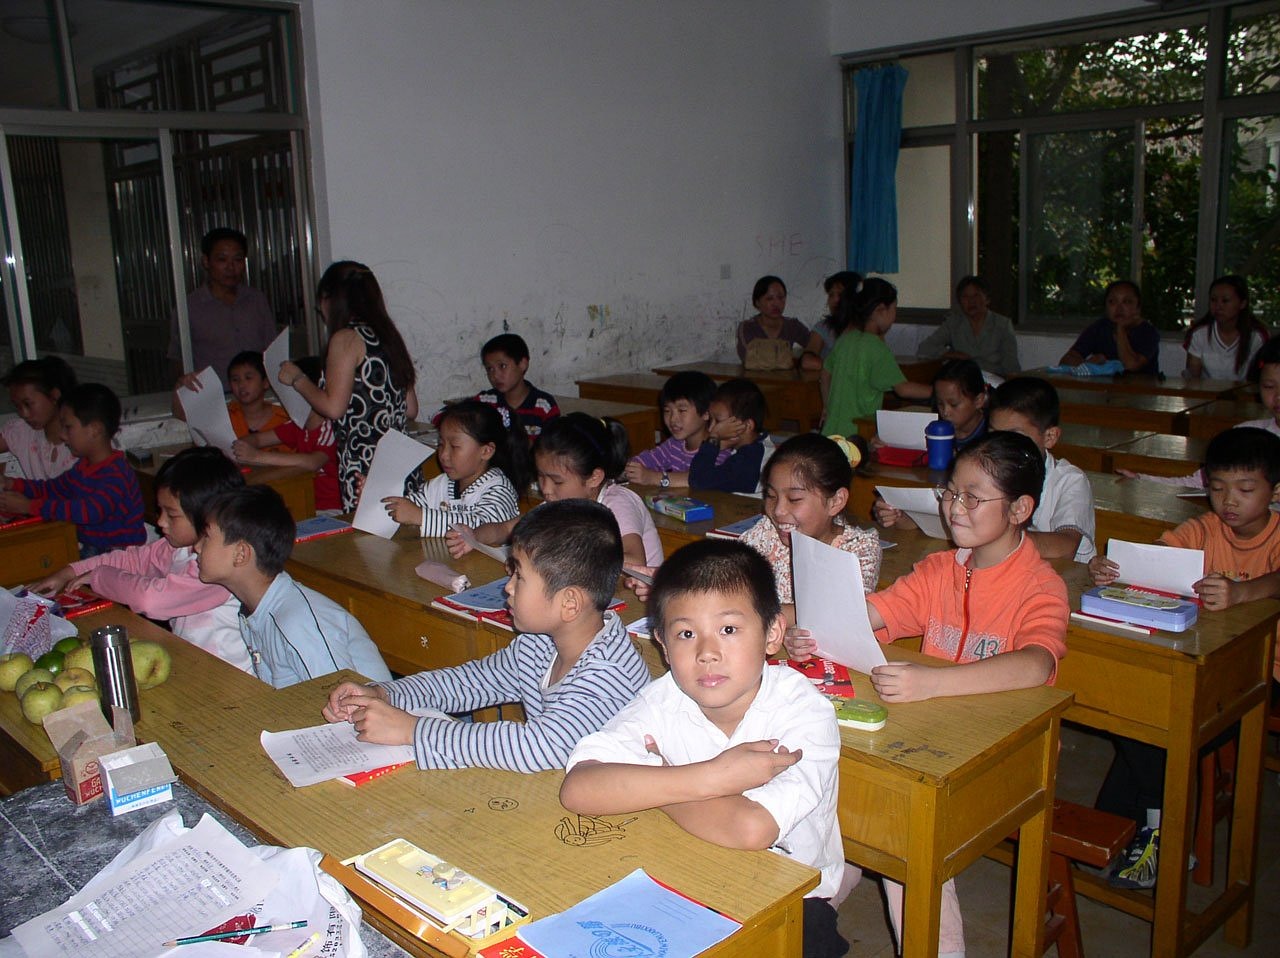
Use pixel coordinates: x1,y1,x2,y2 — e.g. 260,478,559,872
90,624,140,722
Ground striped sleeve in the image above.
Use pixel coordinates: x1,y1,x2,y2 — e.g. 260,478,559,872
418,470,520,537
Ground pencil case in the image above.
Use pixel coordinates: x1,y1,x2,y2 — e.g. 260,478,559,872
648,495,713,523
1080,586,1198,633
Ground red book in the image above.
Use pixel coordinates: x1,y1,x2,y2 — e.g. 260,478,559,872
0,514,42,532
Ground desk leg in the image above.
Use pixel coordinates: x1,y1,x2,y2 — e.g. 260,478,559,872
1011,719,1059,958
902,787,943,958
1225,700,1265,946
1152,681,1196,958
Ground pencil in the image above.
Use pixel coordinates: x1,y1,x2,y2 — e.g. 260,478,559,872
164,920,308,947
286,931,323,958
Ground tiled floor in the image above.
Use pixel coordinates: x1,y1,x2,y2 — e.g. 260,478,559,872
835,724,1280,956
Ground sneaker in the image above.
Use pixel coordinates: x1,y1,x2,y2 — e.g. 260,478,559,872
1110,826,1159,889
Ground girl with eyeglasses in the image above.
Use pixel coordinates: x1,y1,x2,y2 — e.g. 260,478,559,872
786,429,1069,958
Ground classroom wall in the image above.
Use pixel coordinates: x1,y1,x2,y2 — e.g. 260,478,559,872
303,0,842,408
829,0,1149,54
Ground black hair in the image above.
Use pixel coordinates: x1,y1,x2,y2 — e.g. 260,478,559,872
838,276,897,332
60,383,122,437
204,485,295,576
508,499,623,612
751,275,786,307
824,270,862,295
155,447,246,531
1204,426,1280,486
988,377,1061,432
933,358,986,399
535,412,630,483
1183,275,1267,378
1254,337,1280,374
1103,279,1142,307
482,333,530,364
437,399,532,492
227,350,267,380
293,355,324,385
201,227,248,258
950,430,1046,513
762,433,855,497
648,539,782,641
955,275,990,297
823,270,864,337
658,370,716,415
2,356,78,397
713,378,768,434
316,261,416,393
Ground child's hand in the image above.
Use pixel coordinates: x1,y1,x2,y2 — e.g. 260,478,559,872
382,496,423,526
868,436,885,451
872,499,903,528
643,734,672,765
277,360,304,389
870,661,938,702
231,439,264,465
623,564,657,601
710,739,801,792
783,625,818,662
322,681,387,723
445,527,473,559
174,371,204,392
346,694,417,746
1114,468,1140,480
623,460,657,485
1088,555,1120,585
353,473,367,504
28,566,80,596
709,416,747,447
0,492,32,515
1194,574,1242,611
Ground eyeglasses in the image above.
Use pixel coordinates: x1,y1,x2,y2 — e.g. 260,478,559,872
934,487,1009,510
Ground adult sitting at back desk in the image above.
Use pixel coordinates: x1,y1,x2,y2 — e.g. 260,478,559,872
919,274,1020,376
735,274,824,371
1058,279,1161,376
170,227,278,391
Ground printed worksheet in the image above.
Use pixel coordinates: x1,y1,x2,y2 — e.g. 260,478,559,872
260,721,421,787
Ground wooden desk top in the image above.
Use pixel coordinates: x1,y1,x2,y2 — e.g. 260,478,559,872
653,360,820,385
1026,369,1245,400
1056,388,1205,415
1056,423,1154,450
556,394,652,419
575,372,669,390
1108,433,1208,476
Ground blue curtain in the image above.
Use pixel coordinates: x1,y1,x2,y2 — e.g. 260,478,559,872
849,65,909,273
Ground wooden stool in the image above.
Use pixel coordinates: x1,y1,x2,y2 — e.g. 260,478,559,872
992,800,1135,958
1194,737,1237,886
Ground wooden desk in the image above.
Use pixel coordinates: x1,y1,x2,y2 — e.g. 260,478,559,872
556,394,660,461
576,372,668,408
628,484,763,556
653,361,825,432
1108,434,1208,478
1026,369,1245,401
1056,389,1204,435
135,447,317,523
1182,399,1269,440
0,519,79,588
100,614,813,958
1054,423,1155,473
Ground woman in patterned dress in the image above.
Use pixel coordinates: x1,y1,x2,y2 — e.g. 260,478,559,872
278,261,418,510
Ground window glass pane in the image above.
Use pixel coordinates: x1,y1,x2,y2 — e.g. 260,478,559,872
1220,115,1280,327
6,134,176,395
1226,3,1280,97
0,0,65,108
977,23,1207,119
1025,128,1134,324
893,145,952,309
66,0,294,113
1142,118,1201,328
901,53,955,128
976,131,1020,321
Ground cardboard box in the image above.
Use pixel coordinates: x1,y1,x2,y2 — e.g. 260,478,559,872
100,742,177,816
42,702,136,806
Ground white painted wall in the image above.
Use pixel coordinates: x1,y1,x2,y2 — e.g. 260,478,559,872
829,0,1149,55
303,0,842,407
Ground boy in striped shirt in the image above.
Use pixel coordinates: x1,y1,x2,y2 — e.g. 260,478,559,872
322,499,650,771
0,383,145,556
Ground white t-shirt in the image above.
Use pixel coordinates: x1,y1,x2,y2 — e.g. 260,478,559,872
0,417,75,480
1186,324,1264,381
1034,453,1096,563
567,664,843,898
598,482,664,566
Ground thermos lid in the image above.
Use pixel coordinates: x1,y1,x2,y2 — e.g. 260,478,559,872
91,625,129,647
925,419,955,438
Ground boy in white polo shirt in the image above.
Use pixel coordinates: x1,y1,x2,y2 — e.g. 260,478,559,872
561,539,846,957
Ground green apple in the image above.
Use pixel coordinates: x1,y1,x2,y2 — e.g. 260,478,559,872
55,667,95,692
59,685,98,709
21,682,62,723
63,645,94,676
52,636,82,656
14,668,55,699
131,641,172,690
35,650,65,675
0,653,34,691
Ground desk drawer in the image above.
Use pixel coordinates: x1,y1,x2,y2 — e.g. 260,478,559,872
349,594,483,676
0,522,79,588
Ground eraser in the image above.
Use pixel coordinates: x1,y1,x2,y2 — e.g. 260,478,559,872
835,700,887,731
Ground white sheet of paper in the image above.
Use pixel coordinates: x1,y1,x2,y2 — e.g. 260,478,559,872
791,530,886,674
261,721,424,787
875,485,949,539
177,367,237,454
264,328,312,428
450,521,511,563
351,430,434,538
876,409,936,450
13,815,278,958
1106,539,1205,597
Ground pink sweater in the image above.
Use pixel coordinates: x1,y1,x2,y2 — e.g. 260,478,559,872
71,539,250,674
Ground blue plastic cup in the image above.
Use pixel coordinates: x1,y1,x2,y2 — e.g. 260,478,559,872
925,420,955,470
